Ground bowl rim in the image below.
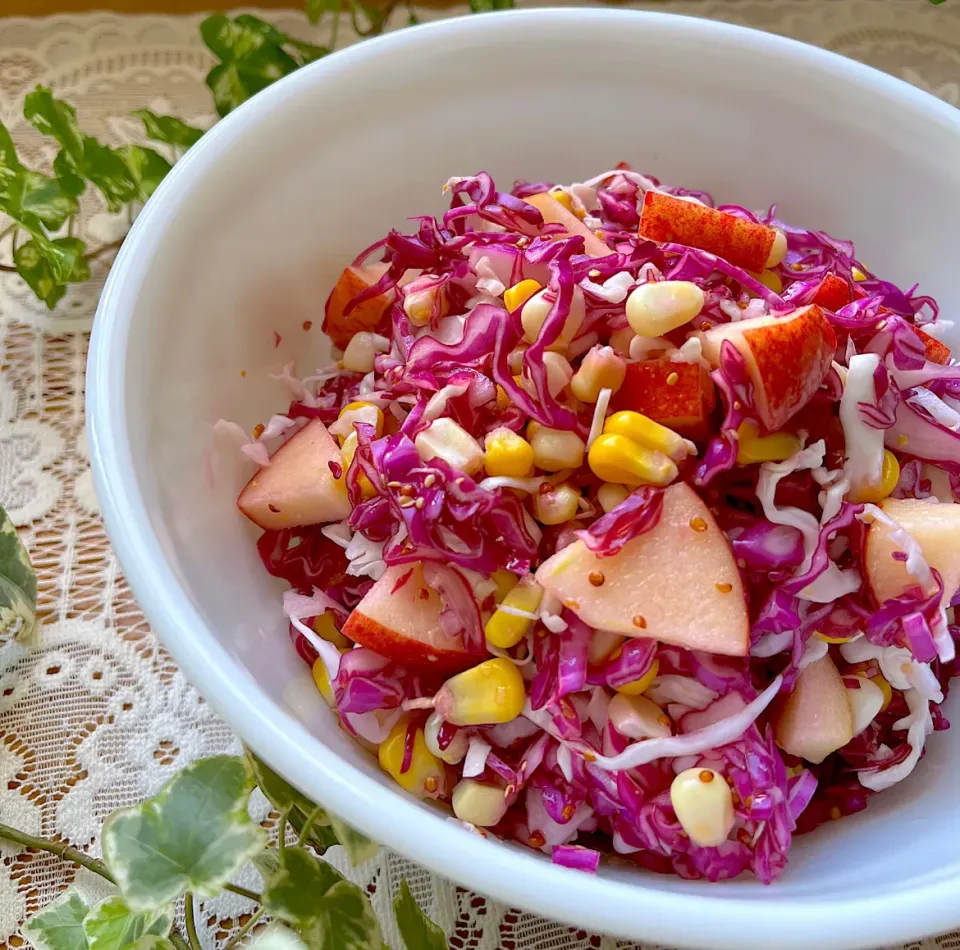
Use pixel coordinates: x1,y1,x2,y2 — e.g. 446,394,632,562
87,8,960,948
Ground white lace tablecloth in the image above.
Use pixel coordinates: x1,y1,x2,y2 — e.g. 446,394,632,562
2,3,960,948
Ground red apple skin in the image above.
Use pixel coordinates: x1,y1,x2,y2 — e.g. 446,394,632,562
915,327,951,365
610,359,717,440
811,273,852,311
772,655,854,764
698,305,837,432
638,191,776,273
523,193,611,258
342,564,487,675
238,419,351,530
322,263,393,349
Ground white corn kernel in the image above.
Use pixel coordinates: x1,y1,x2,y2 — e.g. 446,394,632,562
520,352,573,399
608,326,636,356
587,629,625,665
765,229,788,268
451,779,508,827
570,345,626,403
530,426,585,471
626,281,705,338
531,483,581,525
424,712,468,765
342,332,390,373
845,675,885,737
608,693,672,740
670,768,735,848
521,288,585,348
415,417,484,476
403,275,448,326
597,483,629,513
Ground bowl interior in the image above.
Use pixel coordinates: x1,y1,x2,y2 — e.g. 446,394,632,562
90,11,960,948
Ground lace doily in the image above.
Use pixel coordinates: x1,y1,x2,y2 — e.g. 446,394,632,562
2,4,960,948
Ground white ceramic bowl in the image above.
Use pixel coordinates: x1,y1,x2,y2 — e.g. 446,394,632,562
88,10,960,948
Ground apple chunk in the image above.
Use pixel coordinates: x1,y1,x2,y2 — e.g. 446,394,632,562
865,498,960,611
610,359,716,440
238,419,350,530
811,272,851,311
915,327,951,366
535,482,748,656
638,191,777,273
523,193,611,259
342,563,487,674
698,305,836,431
322,263,393,349
772,655,854,764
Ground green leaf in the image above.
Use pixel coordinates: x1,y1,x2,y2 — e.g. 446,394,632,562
102,755,266,911
299,881,382,950
21,890,89,950
24,87,85,165
263,847,343,925
250,925,308,950
116,145,172,201
264,849,381,950
246,750,339,854
83,897,173,950
407,11,420,26
0,119,22,186
132,111,204,150
328,816,378,866
393,880,447,950
469,0,514,10
130,940,175,950
14,237,88,309
68,139,139,212
19,171,80,229
0,502,38,641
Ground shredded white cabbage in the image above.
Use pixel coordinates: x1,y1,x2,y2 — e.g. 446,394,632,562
645,675,717,710
586,389,612,450
423,382,470,423
669,336,707,367
911,386,960,430
579,271,635,303
859,688,933,792
344,533,387,580
840,354,885,497
321,522,353,549
462,737,492,778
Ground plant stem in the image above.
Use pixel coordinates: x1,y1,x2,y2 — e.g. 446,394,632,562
184,893,202,950
297,805,326,847
224,906,266,950
225,883,263,903
277,809,289,858
84,237,125,263
170,931,192,950
0,822,115,883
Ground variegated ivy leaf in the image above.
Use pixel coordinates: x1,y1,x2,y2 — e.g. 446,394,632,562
130,939,176,950
394,880,448,950
20,889,89,950
327,816,378,867
0,503,38,643
245,750,339,854
83,897,173,950
250,924,309,950
263,848,381,950
102,755,265,911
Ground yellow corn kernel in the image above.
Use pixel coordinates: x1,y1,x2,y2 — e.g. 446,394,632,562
847,663,893,712
313,611,351,650
378,715,446,798
548,188,584,218
735,421,802,465
597,482,630,513
604,410,689,461
504,279,541,313
608,326,636,356
436,658,526,726
424,711,468,765
341,431,376,500
814,630,857,645
491,569,518,605
496,385,511,410
851,451,900,504
336,401,384,445
752,269,783,294
852,266,868,282
452,779,508,827
531,482,581,525
588,433,678,487
615,658,660,696
530,426,586,472
570,345,627,403
415,417,484,476
484,427,535,478
521,288,584,347
485,577,543,649
670,768,735,847
765,230,788,268
588,630,625,665
311,659,335,707
626,281,704,338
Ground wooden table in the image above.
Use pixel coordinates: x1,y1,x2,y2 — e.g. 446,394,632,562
5,0,301,14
